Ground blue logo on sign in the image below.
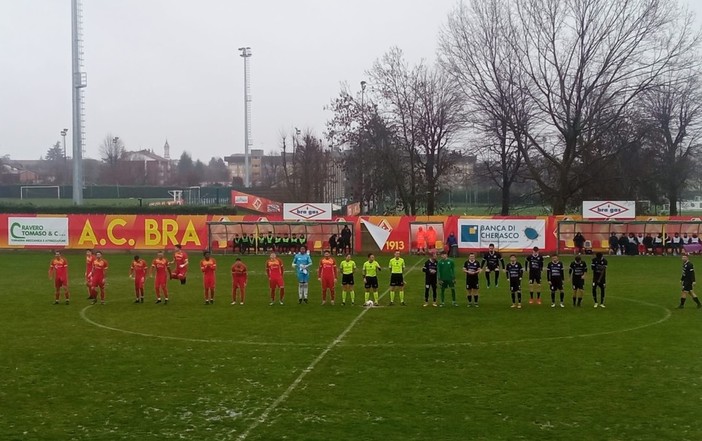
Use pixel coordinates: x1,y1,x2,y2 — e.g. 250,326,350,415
461,225,479,242
524,227,540,240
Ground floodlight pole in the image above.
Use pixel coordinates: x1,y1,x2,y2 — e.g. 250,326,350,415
71,0,87,204
239,46,252,188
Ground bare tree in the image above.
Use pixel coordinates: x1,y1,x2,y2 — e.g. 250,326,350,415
642,73,702,214
99,134,126,184
279,129,332,202
506,0,700,213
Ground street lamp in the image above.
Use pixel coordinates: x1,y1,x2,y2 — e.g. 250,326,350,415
60,129,68,159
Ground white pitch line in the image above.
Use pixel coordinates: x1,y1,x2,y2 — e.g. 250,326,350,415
236,260,422,441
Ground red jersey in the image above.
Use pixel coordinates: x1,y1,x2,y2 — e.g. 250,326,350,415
92,259,108,279
266,258,284,279
152,258,170,279
173,250,188,268
131,259,147,279
85,254,94,276
50,257,68,280
200,258,217,276
232,261,248,279
318,257,337,279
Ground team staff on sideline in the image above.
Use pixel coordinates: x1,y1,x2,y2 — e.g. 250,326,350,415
266,252,285,306
505,255,523,308
569,255,587,307
526,247,545,304
49,250,70,305
293,245,312,304
231,257,247,305
151,251,171,304
422,252,438,306
482,244,505,288
547,255,565,308
591,252,608,308
129,255,148,303
679,253,701,309
200,251,217,305
438,251,457,307
463,253,481,307
363,254,382,305
389,251,406,306
340,254,357,306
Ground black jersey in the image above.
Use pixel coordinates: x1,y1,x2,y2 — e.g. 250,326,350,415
591,257,608,283
547,261,565,280
569,261,588,278
423,259,438,281
464,260,481,278
506,262,523,280
526,254,544,272
682,261,696,284
482,251,505,269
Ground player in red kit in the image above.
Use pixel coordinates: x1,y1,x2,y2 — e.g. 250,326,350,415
48,250,70,304
151,251,171,304
90,251,108,305
130,255,148,303
231,257,248,305
200,251,217,304
266,252,285,305
85,249,97,300
318,250,338,305
170,244,189,285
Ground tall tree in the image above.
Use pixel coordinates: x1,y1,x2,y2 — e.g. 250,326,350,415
99,134,126,184
206,157,230,184
279,129,332,202
44,141,70,184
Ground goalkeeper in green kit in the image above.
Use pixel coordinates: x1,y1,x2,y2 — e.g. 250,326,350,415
438,251,458,307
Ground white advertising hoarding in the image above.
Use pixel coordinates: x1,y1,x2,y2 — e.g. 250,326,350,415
582,201,636,220
458,219,545,249
8,217,69,246
283,203,333,221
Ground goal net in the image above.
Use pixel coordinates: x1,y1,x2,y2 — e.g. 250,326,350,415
20,185,61,200
207,221,355,255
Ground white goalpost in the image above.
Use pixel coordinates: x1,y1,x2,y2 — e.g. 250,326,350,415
20,185,61,200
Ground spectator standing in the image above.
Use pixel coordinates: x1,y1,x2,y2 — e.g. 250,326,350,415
573,232,585,255
447,232,458,258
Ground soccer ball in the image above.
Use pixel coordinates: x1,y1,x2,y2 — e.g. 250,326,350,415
365,300,374,307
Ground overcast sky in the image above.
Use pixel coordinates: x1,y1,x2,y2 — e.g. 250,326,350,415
1,1,700,163
0,0,459,162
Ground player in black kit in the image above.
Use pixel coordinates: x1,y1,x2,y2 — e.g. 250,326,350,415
463,253,482,307
525,247,544,304
481,244,505,288
422,252,439,306
547,255,565,308
505,255,524,309
678,253,701,309
591,252,608,308
569,255,588,307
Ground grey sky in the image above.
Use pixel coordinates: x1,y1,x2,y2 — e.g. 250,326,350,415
0,0,459,162
2,1,700,163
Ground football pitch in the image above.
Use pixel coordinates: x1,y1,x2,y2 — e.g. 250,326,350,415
1,252,700,441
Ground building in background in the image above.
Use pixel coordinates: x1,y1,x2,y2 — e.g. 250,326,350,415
225,149,263,186
121,145,172,185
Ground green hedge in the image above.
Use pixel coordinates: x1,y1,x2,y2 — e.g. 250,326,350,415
0,204,238,215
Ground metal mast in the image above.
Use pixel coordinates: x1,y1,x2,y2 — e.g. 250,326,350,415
71,0,87,204
238,47,252,188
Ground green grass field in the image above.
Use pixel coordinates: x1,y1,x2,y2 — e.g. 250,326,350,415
1,252,701,441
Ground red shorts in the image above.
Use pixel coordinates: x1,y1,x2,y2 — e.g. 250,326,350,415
155,277,168,289
54,278,68,288
85,276,93,286
134,277,145,289
93,278,105,288
203,276,216,289
233,277,247,289
173,267,187,277
321,277,336,290
269,277,284,289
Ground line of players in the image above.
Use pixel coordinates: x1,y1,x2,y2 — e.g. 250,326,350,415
48,242,701,309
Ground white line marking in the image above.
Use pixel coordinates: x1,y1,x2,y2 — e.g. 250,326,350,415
78,306,323,347
235,261,422,441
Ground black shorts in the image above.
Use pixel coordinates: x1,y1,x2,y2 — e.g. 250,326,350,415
550,278,564,291
341,274,354,285
509,279,521,292
683,281,694,292
529,271,541,284
425,277,437,288
390,274,404,287
466,276,479,290
364,276,378,289
572,277,584,290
